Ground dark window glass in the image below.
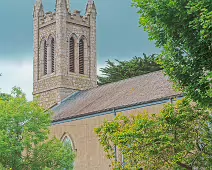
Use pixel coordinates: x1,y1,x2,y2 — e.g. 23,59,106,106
51,38,55,73
79,39,84,74
69,37,75,72
44,40,47,75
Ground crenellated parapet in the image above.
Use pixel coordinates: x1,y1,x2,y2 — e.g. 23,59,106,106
66,11,90,27
39,10,90,28
40,10,91,28
39,12,56,28
34,0,96,29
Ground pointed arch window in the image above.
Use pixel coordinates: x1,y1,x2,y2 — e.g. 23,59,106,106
44,40,47,75
69,37,75,72
61,134,75,153
63,136,73,147
51,38,55,73
62,135,75,169
79,39,84,74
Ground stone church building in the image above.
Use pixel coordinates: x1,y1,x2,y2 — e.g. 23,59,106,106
33,0,181,169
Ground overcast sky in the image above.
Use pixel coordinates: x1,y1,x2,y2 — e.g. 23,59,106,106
0,0,159,100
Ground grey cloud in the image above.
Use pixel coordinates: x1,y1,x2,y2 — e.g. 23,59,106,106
0,0,159,64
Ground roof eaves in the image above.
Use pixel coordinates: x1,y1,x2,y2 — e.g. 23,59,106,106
53,94,183,123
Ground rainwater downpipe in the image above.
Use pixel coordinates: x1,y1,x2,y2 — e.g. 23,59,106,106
170,97,173,104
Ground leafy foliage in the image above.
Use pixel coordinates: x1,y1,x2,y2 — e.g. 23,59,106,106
0,93,12,101
95,99,212,170
98,54,161,85
132,0,212,107
0,87,75,170
30,138,75,170
96,1,212,169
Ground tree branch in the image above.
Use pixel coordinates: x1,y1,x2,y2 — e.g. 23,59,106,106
177,162,192,170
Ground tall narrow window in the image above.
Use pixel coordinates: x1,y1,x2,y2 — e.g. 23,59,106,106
44,40,47,75
69,37,75,72
79,39,84,74
62,135,75,168
51,38,55,73
63,136,73,147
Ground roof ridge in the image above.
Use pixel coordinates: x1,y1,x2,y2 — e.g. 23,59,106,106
95,69,163,89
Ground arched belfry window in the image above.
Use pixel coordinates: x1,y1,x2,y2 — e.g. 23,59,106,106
79,39,84,74
69,37,75,72
44,40,47,75
51,38,55,73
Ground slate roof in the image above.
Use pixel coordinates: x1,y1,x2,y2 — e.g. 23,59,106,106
52,71,181,122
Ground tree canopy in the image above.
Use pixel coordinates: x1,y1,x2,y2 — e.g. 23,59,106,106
0,87,75,170
0,93,11,101
132,0,212,107
95,99,212,170
96,1,212,169
98,54,161,85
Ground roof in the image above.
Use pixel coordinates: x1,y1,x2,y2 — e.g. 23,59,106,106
52,71,181,122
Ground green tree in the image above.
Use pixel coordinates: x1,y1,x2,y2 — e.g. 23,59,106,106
95,99,212,170
0,93,11,101
98,54,161,85
0,87,75,170
132,0,212,107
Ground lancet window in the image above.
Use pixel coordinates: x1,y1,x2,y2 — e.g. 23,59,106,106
69,37,75,72
51,38,55,73
79,39,84,74
44,40,47,75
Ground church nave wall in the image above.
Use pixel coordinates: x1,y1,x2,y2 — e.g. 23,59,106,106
50,102,167,170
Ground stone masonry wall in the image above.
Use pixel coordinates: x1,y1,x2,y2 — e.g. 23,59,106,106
34,88,77,109
34,88,59,109
33,0,97,109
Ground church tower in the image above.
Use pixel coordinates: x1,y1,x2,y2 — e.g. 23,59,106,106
33,0,97,109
